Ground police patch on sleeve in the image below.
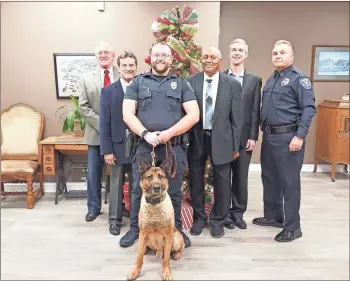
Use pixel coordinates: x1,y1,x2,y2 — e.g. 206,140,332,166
299,78,312,89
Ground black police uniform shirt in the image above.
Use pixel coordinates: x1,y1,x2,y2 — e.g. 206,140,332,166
261,64,316,139
124,71,197,132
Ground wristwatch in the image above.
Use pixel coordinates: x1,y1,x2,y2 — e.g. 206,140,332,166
141,129,149,139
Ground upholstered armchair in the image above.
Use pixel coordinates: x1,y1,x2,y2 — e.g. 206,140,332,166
1,103,44,208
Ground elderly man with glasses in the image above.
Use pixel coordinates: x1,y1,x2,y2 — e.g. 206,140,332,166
79,41,119,222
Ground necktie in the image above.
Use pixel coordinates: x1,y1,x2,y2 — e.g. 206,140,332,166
205,78,213,130
103,70,111,87
230,73,243,85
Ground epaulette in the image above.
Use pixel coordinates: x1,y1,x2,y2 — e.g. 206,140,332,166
292,66,307,77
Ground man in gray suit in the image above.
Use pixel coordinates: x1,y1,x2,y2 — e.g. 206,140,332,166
187,47,242,238
223,39,262,230
79,42,119,222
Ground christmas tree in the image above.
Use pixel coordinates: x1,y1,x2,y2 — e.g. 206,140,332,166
147,5,213,202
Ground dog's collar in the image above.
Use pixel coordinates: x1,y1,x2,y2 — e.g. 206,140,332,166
145,194,166,205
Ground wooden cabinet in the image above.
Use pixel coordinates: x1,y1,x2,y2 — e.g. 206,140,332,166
314,100,349,181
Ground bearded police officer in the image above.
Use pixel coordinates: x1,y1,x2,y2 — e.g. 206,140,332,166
121,42,200,248
253,40,316,242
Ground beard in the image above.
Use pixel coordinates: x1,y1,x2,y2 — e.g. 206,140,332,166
152,61,169,74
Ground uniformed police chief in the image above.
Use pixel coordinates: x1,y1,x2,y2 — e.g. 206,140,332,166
121,42,200,248
253,40,316,242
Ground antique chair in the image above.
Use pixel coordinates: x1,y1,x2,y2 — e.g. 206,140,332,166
1,103,44,208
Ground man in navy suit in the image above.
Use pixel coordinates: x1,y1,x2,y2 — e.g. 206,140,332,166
99,51,138,235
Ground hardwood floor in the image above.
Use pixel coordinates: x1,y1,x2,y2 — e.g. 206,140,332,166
1,171,349,280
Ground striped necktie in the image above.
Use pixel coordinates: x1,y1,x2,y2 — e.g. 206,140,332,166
205,78,213,130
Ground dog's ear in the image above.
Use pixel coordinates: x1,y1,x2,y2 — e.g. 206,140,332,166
139,157,151,176
160,157,172,178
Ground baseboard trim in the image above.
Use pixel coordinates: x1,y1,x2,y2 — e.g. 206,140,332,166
3,164,347,193
249,163,348,172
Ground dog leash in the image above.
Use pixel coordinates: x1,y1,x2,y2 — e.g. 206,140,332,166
151,147,156,167
150,141,177,178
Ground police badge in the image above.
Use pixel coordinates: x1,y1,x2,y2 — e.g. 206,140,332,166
300,78,312,89
281,78,290,86
170,81,177,90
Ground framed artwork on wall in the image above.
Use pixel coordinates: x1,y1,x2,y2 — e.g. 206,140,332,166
53,53,97,99
311,45,350,82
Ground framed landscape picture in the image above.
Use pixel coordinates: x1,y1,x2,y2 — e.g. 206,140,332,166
311,45,350,82
53,53,97,99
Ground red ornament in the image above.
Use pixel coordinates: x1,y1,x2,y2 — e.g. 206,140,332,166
144,55,151,64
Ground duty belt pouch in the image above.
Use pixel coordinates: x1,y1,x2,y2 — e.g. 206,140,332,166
125,129,133,158
181,133,190,150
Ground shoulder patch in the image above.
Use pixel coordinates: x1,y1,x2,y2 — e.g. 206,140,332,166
299,77,312,89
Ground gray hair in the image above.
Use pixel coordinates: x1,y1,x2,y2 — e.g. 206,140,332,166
95,41,114,55
274,40,294,53
202,47,222,59
229,38,248,54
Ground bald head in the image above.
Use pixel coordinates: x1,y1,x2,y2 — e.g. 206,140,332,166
201,47,222,77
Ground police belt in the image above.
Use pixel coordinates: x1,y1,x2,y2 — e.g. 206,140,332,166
138,135,183,145
262,123,298,134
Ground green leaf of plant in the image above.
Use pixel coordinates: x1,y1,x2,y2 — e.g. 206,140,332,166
66,111,75,131
70,95,80,111
80,117,86,130
62,118,69,133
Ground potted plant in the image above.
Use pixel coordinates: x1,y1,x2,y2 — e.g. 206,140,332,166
55,95,86,137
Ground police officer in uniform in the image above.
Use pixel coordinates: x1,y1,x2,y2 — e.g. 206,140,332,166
253,40,316,242
121,42,200,248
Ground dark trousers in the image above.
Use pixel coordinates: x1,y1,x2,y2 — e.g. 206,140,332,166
87,145,105,214
230,146,253,219
109,163,132,226
129,142,186,232
188,132,231,227
261,132,305,231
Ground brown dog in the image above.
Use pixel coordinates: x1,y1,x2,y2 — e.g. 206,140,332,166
127,157,185,281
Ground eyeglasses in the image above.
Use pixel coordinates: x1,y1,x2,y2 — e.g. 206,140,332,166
151,53,171,59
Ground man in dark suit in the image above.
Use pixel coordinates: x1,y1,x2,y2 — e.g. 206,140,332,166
187,47,242,238
99,51,137,235
223,39,262,230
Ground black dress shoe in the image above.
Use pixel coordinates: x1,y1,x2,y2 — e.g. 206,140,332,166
190,218,207,236
179,231,191,248
223,217,235,229
85,212,100,222
234,217,247,229
109,224,121,236
275,229,302,242
119,230,139,247
210,224,225,238
252,217,284,228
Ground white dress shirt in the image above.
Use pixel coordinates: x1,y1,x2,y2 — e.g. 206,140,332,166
120,78,132,93
228,68,244,86
203,71,219,129
100,66,114,86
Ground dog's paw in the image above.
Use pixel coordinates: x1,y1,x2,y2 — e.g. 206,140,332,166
127,268,140,281
171,250,181,260
162,269,172,281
